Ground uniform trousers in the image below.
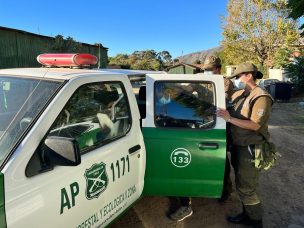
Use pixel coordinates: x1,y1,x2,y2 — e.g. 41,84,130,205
231,145,263,220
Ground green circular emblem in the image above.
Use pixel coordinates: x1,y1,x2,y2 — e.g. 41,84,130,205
170,148,191,168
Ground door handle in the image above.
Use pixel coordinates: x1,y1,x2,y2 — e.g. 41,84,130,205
129,144,141,154
198,142,219,150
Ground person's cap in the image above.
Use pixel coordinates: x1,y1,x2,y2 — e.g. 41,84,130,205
202,55,221,70
228,62,263,79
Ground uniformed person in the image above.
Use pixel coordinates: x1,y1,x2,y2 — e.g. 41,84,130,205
217,62,273,228
204,55,234,202
202,55,234,100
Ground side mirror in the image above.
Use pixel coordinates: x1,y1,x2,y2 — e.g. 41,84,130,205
39,136,81,173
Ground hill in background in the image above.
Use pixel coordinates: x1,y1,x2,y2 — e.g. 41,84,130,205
176,46,222,64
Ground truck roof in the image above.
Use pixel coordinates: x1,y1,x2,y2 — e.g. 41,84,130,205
0,68,166,80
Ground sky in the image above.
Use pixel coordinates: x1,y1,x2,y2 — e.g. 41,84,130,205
0,0,228,58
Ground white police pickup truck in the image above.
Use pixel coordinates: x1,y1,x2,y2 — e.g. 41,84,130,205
0,54,226,227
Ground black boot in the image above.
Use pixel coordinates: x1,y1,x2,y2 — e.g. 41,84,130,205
227,212,263,228
227,211,247,223
248,219,263,228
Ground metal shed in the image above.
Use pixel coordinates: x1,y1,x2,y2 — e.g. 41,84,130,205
167,63,203,74
0,26,108,69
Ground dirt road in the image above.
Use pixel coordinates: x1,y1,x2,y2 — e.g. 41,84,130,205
111,102,304,228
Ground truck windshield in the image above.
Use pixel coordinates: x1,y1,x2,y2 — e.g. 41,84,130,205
0,76,63,166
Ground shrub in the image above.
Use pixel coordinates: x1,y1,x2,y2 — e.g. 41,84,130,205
285,56,304,92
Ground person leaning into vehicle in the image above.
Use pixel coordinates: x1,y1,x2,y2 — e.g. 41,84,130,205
203,55,234,100
217,62,273,228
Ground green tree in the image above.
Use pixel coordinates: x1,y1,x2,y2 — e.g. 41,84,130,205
133,58,161,70
130,50,161,70
216,50,229,74
222,0,300,71
288,0,304,36
108,54,130,68
285,56,304,91
109,50,173,70
51,35,82,52
173,58,180,64
158,51,173,66
273,47,292,68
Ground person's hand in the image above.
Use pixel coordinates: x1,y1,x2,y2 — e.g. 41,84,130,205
217,108,231,122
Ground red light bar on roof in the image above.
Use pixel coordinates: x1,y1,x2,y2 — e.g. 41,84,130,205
37,53,98,67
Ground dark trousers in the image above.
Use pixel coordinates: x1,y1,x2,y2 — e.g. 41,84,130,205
222,122,233,197
222,153,233,197
231,145,263,220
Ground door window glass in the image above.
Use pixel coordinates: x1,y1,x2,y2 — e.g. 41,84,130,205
154,81,215,129
49,82,131,153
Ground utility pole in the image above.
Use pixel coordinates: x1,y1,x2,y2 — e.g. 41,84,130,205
98,43,101,69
